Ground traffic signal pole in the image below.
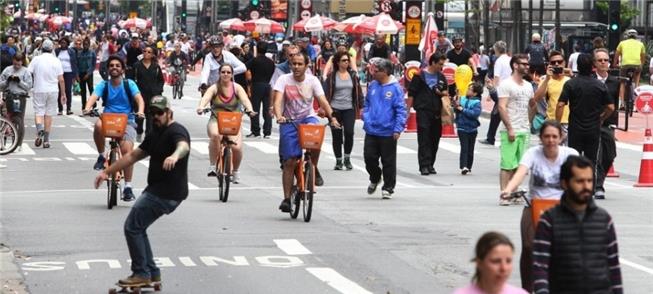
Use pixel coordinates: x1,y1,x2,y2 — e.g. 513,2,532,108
608,0,621,52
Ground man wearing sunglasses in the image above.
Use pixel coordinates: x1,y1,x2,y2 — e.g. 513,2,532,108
84,55,146,202
94,95,191,287
533,50,571,144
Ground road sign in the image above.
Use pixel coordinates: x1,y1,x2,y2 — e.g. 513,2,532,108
407,5,421,19
250,10,260,20
636,92,653,115
300,10,311,20
406,19,421,45
442,64,457,85
301,0,311,9
404,61,421,82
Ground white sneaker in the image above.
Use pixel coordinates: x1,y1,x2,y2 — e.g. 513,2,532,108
232,171,240,184
499,199,510,206
207,166,217,177
381,190,393,199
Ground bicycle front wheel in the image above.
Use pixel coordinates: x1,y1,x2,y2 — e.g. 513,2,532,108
0,118,19,155
11,115,24,148
221,147,232,202
107,151,118,209
302,161,315,222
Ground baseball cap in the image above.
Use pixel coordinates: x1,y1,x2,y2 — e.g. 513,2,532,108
149,95,170,111
41,39,54,51
282,40,291,45
131,33,140,39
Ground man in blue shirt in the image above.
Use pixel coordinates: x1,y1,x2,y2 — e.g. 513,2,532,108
84,55,145,201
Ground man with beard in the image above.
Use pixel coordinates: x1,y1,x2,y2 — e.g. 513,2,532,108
532,155,622,294
94,95,190,287
84,55,146,202
446,37,478,97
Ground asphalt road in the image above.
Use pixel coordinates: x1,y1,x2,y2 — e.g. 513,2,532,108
1,73,652,293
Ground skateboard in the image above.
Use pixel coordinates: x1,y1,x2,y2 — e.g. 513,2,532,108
108,282,161,293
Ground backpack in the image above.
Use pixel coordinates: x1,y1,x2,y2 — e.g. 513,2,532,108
528,44,546,65
102,79,135,111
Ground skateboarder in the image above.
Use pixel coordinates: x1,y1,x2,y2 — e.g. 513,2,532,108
94,95,191,286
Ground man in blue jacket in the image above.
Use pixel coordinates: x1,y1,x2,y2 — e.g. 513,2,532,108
362,58,407,199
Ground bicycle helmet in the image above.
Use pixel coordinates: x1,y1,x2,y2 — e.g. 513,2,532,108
626,29,638,38
209,36,224,47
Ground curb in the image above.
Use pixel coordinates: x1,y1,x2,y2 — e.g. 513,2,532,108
0,244,29,294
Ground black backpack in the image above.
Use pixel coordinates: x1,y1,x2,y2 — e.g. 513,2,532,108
101,79,135,111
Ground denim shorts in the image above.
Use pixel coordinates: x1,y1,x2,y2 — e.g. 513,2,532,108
279,116,319,161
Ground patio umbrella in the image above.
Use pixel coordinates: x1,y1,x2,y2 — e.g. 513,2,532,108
292,14,338,32
353,13,403,35
333,15,368,33
48,16,72,26
219,18,246,31
243,17,285,34
418,12,438,60
118,17,151,30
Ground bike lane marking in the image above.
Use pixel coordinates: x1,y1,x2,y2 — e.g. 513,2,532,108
620,258,653,276
190,141,210,155
274,239,312,255
243,141,278,154
306,267,374,294
63,142,98,155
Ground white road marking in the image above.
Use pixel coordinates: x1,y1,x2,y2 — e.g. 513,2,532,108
67,114,95,131
63,142,98,155
438,140,480,154
12,144,35,155
274,239,312,255
620,257,653,275
396,145,416,154
244,141,278,154
604,181,633,188
616,142,643,152
191,141,210,155
188,182,200,190
306,267,373,294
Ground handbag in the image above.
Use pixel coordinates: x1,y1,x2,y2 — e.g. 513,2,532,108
441,95,454,125
73,81,81,95
530,113,546,135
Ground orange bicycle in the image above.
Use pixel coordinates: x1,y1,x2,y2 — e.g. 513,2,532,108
100,113,128,209
204,109,243,202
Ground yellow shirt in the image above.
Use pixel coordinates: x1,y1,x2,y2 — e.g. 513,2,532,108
542,76,570,124
616,39,645,66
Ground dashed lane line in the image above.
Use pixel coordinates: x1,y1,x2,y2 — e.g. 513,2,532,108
274,239,312,255
306,267,373,294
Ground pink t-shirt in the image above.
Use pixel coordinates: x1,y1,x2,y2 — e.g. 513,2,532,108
452,284,528,294
273,73,324,120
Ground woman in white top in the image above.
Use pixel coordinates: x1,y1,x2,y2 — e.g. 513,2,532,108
499,120,578,292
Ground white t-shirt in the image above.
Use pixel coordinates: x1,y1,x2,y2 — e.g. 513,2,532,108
273,73,324,120
58,50,73,73
520,146,579,200
28,52,64,93
493,54,512,81
568,52,580,72
497,77,533,133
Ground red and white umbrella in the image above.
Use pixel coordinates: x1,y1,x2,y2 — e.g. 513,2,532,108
292,14,338,32
418,12,439,60
243,17,285,34
219,18,246,31
333,15,368,33
353,13,403,35
119,17,152,30
48,15,72,26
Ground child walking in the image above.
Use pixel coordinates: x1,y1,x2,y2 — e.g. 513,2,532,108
455,82,483,175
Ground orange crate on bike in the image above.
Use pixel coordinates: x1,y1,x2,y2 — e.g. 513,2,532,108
531,198,560,225
217,112,243,136
298,124,325,150
100,113,128,138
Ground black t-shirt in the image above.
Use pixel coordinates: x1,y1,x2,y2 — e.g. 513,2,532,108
558,75,612,132
126,46,143,67
246,55,275,83
447,49,472,67
602,75,619,126
139,122,191,201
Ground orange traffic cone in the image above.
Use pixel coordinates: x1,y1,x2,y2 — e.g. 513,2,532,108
634,129,653,187
406,110,417,133
442,123,457,138
606,165,620,177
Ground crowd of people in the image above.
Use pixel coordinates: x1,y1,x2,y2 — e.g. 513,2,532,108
2,22,648,292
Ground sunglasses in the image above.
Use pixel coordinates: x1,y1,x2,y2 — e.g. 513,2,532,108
144,50,154,54
108,63,122,68
220,71,232,74
150,109,165,116
549,60,564,65
340,59,350,62
596,58,609,62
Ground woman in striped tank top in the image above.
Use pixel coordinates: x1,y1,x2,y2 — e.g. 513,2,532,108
197,64,256,183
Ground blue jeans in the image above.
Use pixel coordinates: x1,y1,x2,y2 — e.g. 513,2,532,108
124,191,180,278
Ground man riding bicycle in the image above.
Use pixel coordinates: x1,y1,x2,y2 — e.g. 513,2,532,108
166,43,189,98
273,53,340,213
613,29,646,108
199,36,246,96
0,53,32,148
84,55,145,201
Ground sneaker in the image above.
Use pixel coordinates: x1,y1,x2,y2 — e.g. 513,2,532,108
57,111,63,116
279,198,291,212
207,167,217,177
122,187,135,202
381,189,393,199
334,159,343,170
315,168,324,186
420,167,430,175
232,171,240,184
594,190,606,200
66,110,74,115
246,133,261,138
367,181,379,195
34,130,44,147
344,158,353,170
43,141,50,148
428,167,437,174
151,275,161,283
263,135,271,139
478,139,494,146
461,167,470,175
93,154,106,170
499,199,511,206
118,275,151,286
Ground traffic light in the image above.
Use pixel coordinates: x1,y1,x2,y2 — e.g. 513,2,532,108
181,11,187,18
251,0,260,6
607,0,620,51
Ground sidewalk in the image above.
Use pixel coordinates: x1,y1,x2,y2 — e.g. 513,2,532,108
479,96,649,146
